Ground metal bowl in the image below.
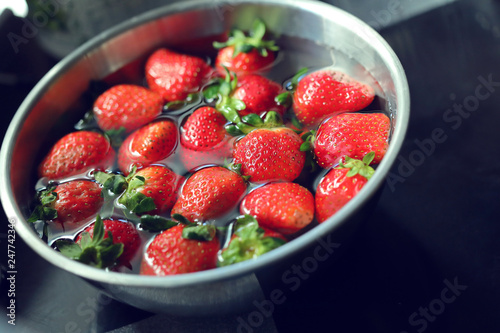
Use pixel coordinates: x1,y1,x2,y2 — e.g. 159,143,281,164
0,0,409,315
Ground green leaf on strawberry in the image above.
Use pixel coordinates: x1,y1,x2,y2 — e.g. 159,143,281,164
182,224,217,241
95,171,128,195
56,215,124,269
338,152,376,180
218,215,285,267
27,187,58,222
140,214,178,232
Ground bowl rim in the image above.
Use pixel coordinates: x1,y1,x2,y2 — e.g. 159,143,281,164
0,0,410,287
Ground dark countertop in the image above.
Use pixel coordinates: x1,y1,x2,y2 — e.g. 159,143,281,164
1,0,500,332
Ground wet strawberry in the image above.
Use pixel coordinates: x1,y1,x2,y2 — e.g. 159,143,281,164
118,119,178,175
28,180,103,226
145,48,212,102
232,127,305,182
39,131,115,180
315,153,375,223
179,106,232,170
140,224,219,276
240,182,314,235
313,112,390,168
171,166,247,223
93,84,163,133
213,18,278,77
118,165,183,215
293,69,375,127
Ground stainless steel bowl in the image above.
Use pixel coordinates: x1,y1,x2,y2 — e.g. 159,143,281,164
0,0,409,315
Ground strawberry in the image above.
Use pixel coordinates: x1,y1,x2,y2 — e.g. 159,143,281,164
232,125,305,182
145,48,212,102
315,153,375,223
93,84,163,134
213,18,279,77
39,131,115,180
118,165,183,215
75,217,141,265
56,215,128,269
311,112,390,168
171,166,247,223
28,180,103,226
140,224,219,276
293,69,375,127
240,182,314,235
179,106,232,171
117,119,178,175
218,215,285,267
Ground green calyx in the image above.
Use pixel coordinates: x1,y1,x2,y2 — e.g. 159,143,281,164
28,187,58,223
299,130,316,152
56,215,124,269
337,152,376,180
287,67,308,92
118,172,156,215
182,224,217,242
139,213,195,233
225,111,284,136
213,18,279,58
218,215,285,267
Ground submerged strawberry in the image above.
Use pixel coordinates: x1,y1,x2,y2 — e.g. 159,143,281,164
75,218,141,265
39,131,115,180
213,18,279,77
293,69,375,127
240,182,314,235
312,112,390,168
140,224,220,276
315,153,375,223
28,180,103,226
171,166,247,223
179,106,232,170
118,119,178,175
93,84,163,134
118,165,183,215
145,48,212,102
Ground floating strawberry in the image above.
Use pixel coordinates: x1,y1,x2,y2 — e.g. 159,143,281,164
232,112,305,182
293,69,375,127
307,112,390,168
179,106,232,171
56,215,127,269
171,166,247,223
315,153,375,223
140,224,219,276
75,217,141,266
213,18,279,77
93,84,163,134
145,48,212,102
28,180,103,226
118,165,183,215
117,119,178,175
39,131,115,180
218,215,286,267
240,182,314,235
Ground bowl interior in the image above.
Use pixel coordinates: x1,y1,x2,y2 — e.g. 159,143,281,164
0,0,409,287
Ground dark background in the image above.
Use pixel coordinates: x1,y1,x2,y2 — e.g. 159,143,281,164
1,0,499,332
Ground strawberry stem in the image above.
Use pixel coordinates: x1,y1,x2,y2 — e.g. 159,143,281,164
338,152,376,180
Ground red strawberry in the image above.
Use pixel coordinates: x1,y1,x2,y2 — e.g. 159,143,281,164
213,18,278,77
118,165,183,215
76,218,141,265
179,106,232,170
231,74,286,117
118,119,178,175
313,112,390,168
39,131,115,180
218,215,285,267
145,48,212,102
171,166,247,223
140,224,220,276
293,69,375,127
28,180,103,226
240,182,314,235
232,127,305,182
315,153,375,223
93,84,163,133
